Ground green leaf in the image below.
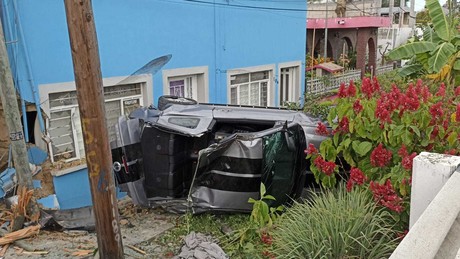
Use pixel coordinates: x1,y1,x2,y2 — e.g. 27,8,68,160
398,64,424,77
333,133,339,146
423,24,442,43
428,42,456,73
447,132,458,146
248,198,257,204
260,183,266,197
343,150,356,167
387,42,437,60
342,138,351,148
426,0,451,41
393,125,405,137
320,138,337,161
263,195,276,201
352,141,373,157
410,125,421,137
454,59,460,70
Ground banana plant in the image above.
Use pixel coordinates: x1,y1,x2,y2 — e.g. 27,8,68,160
387,0,460,86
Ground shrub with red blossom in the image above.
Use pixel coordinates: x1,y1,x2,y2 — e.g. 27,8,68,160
370,143,393,167
307,77,460,231
370,180,403,213
346,167,368,191
315,122,329,136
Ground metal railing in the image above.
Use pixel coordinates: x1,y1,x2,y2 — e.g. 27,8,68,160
305,69,361,94
375,64,395,76
305,65,396,94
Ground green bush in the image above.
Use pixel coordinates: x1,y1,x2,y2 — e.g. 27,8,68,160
271,185,398,259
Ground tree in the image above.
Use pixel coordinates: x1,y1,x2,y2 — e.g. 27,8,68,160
416,9,431,25
387,0,460,87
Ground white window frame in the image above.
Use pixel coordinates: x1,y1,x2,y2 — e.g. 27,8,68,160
39,74,153,165
227,64,275,106
278,61,302,106
162,66,209,102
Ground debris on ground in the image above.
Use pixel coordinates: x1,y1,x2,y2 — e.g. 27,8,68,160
176,231,228,259
0,225,40,245
0,197,178,258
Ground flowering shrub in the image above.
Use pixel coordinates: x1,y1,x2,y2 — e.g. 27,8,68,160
306,77,460,229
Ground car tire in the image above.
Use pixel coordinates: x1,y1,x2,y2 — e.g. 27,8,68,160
158,95,198,110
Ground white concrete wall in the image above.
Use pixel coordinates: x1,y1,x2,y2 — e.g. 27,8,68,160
391,152,460,258
410,152,460,228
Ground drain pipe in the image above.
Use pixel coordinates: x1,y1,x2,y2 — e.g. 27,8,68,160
11,0,45,133
3,0,29,142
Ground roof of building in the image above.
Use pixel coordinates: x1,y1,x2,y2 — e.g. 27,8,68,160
306,62,344,73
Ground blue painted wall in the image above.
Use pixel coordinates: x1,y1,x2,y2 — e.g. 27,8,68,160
1,0,307,104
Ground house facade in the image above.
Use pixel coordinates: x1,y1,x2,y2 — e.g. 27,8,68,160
306,0,413,76
0,0,307,209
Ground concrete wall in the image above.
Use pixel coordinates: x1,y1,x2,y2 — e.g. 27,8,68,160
390,153,460,259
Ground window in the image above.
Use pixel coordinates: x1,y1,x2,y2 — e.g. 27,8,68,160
228,69,273,106
279,62,301,106
168,76,196,99
40,76,151,165
162,66,209,102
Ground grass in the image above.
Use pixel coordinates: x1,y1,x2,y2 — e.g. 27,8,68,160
271,185,399,259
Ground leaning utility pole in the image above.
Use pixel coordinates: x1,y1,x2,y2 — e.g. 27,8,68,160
0,13,34,195
63,1,123,258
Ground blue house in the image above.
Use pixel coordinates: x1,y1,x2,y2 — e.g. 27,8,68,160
0,0,307,209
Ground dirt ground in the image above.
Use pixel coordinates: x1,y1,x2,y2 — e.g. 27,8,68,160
0,198,180,258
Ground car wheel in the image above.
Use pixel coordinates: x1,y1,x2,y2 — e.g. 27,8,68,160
158,95,198,110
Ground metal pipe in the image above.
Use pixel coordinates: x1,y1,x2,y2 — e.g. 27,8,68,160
324,0,328,59
11,0,45,133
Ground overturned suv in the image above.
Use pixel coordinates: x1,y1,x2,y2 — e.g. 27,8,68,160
111,96,328,213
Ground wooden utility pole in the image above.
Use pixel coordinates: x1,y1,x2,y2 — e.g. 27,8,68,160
0,13,34,196
63,1,124,258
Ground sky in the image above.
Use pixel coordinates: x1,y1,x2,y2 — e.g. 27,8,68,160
414,0,447,11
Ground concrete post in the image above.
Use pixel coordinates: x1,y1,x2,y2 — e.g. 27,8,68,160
410,152,460,228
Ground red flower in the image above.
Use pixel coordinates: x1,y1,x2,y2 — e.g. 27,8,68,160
436,83,446,97
445,149,458,155
261,232,273,245
333,116,349,134
361,77,374,99
402,152,417,170
455,86,460,96
315,122,329,136
314,156,336,176
456,103,460,123
370,180,404,213
370,143,392,167
421,86,432,102
403,85,420,111
429,102,444,124
431,126,439,140
338,82,347,98
305,143,318,155
375,98,392,125
398,145,408,157
347,80,357,97
373,77,381,93
353,99,363,114
346,167,368,191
